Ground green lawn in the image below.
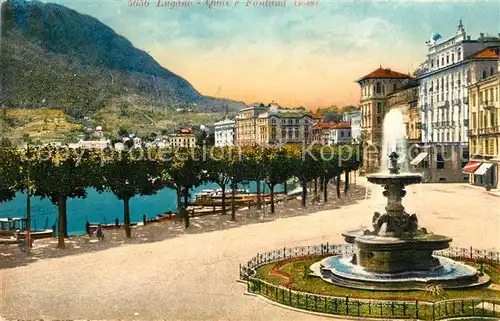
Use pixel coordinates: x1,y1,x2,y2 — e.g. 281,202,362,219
254,256,500,302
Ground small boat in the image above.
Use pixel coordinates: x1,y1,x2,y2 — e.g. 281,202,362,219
19,229,54,239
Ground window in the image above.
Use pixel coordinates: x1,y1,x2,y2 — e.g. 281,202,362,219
421,158,429,168
451,53,454,63
376,82,382,94
446,55,449,64
393,83,397,91
377,102,382,113
491,67,494,76
457,48,461,60
482,70,487,79
436,152,445,169
431,60,434,68
441,57,444,65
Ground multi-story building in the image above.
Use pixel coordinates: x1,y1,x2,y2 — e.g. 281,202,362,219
357,66,413,172
386,82,421,144
255,107,313,146
343,109,362,143
466,52,500,189
312,122,338,145
412,22,500,182
214,118,236,147
328,122,351,145
416,22,500,146
235,104,269,146
168,133,196,148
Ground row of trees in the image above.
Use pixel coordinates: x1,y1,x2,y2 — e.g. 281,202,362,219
0,145,361,248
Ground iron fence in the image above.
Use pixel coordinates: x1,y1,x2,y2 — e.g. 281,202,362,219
239,244,500,320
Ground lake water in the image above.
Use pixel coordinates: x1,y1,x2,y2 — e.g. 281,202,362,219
0,181,283,235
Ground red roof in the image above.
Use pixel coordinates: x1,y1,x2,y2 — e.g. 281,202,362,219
467,46,499,60
333,122,351,129
358,67,413,82
313,122,338,130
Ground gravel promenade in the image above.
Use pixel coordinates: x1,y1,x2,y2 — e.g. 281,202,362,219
0,181,498,320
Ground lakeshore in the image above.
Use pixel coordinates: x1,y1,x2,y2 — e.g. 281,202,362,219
0,180,498,320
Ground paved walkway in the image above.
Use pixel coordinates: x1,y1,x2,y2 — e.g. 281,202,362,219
0,182,498,320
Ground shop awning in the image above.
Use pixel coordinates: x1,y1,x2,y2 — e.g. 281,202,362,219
410,152,428,165
462,161,482,174
474,162,493,176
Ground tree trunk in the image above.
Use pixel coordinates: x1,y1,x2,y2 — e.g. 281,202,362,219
221,184,226,215
183,187,190,228
269,184,275,214
283,181,287,195
344,170,350,193
314,178,318,195
336,175,341,199
26,192,32,251
231,183,236,221
123,197,131,237
319,176,324,192
62,197,68,238
256,180,262,210
301,180,307,207
176,186,182,214
57,194,65,248
323,178,328,203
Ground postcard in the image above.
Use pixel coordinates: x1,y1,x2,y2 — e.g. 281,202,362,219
0,0,499,320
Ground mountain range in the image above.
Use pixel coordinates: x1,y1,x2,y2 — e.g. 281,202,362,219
0,0,244,120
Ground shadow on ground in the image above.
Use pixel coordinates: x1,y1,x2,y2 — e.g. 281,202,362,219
0,184,367,269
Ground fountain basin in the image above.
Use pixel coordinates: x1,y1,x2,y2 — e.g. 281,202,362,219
343,230,452,273
310,255,489,291
366,172,423,186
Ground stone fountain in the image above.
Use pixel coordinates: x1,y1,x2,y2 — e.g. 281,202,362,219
310,151,489,290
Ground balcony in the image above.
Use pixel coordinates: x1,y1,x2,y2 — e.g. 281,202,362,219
482,101,497,110
479,126,500,135
468,128,478,136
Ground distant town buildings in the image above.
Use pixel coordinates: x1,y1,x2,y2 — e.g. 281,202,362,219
342,110,362,143
234,103,314,146
312,122,338,145
235,104,270,146
168,129,196,148
328,122,351,145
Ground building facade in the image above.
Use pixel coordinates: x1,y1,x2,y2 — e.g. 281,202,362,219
312,122,338,145
343,110,362,143
357,67,413,172
328,122,351,145
413,22,500,182
168,133,196,148
256,109,313,146
386,83,421,144
235,104,269,146
416,22,500,146
466,53,500,188
214,118,236,147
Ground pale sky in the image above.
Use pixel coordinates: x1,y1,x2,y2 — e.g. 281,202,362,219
41,0,500,109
